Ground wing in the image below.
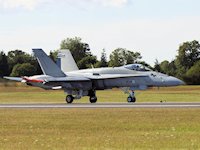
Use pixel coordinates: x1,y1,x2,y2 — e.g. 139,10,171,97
45,76,91,82
84,74,148,80
43,76,92,91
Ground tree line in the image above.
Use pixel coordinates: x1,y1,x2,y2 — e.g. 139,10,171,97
0,37,200,84
155,40,200,85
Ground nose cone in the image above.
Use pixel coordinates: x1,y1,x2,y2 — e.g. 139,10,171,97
166,76,185,86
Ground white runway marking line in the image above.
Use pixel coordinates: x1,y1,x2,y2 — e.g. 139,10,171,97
0,103,200,108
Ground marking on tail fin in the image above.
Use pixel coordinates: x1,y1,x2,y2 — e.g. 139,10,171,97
57,50,79,72
33,49,66,77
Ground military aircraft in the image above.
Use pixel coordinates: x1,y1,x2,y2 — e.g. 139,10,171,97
4,49,184,103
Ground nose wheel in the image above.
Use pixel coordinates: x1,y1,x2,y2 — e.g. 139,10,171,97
127,90,136,103
127,96,136,103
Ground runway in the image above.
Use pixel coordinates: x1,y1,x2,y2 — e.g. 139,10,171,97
0,102,200,108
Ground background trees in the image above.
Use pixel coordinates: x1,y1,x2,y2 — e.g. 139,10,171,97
109,48,142,67
60,37,89,62
7,50,42,76
154,40,200,84
93,49,108,68
184,60,200,85
10,63,36,77
0,37,199,84
60,37,97,69
0,51,9,77
175,40,200,79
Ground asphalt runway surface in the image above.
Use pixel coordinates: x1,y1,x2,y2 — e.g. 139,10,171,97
0,102,200,108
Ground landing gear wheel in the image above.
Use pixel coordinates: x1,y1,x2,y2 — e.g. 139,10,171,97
90,96,97,103
127,96,133,103
127,96,136,103
66,95,74,104
132,97,136,103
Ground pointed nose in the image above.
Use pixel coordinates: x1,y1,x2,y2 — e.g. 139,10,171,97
166,76,185,86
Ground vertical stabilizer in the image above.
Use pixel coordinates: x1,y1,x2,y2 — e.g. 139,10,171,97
33,49,66,77
57,49,79,72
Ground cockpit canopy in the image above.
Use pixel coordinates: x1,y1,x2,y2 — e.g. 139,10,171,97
124,64,152,71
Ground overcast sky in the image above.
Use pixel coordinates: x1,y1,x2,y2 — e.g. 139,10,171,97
0,0,200,65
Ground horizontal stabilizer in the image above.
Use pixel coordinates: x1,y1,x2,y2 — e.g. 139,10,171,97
3,77,22,82
33,49,66,77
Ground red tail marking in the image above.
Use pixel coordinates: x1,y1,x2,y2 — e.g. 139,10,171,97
22,77,44,83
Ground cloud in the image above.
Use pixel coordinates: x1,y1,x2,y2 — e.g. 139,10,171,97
0,0,129,10
90,0,129,7
0,0,47,10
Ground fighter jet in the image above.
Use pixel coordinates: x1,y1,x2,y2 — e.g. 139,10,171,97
4,49,184,103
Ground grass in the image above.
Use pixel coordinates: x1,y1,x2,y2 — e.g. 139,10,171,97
0,108,200,149
0,84,199,103
0,84,200,149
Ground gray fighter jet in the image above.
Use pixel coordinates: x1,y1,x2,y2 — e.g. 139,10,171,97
4,49,184,103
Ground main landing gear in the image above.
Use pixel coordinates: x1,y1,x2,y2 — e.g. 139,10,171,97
65,90,98,104
88,90,97,103
66,95,74,104
66,90,136,104
89,96,97,103
65,94,97,104
127,90,136,103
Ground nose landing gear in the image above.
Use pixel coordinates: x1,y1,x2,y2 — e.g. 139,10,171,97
127,90,136,103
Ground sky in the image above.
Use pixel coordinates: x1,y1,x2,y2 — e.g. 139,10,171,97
0,0,200,66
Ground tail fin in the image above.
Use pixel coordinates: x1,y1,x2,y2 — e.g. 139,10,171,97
57,49,79,72
33,49,66,77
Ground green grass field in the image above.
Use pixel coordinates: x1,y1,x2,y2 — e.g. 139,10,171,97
0,84,200,149
0,84,199,103
0,108,200,149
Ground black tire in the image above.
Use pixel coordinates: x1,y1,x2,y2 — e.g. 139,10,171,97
127,96,133,103
66,95,74,104
90,96,97,103
132,97,136,103
127,96,136,103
